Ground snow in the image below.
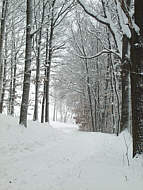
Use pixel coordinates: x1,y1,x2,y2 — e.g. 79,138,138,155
0,114,143,190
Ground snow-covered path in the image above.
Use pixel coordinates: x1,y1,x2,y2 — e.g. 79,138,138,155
0,115,143,190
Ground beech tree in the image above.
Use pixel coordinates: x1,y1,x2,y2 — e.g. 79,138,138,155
19,0,33,127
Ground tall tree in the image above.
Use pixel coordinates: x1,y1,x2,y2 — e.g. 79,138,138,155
0,25,8,113
131,0,143,156
0,0,8,106
33,0,46,121
120,0,132,132
19,0,33,127
45,0,56,123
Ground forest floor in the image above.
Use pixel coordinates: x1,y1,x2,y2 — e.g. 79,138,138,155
0,114,143,190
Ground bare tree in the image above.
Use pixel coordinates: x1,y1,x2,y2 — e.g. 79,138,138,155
0,0,8,106
19,0,33,127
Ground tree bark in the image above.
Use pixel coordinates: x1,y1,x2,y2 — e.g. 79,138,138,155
33,2,45,121
107,31,120,135
19,0,33,127
85,59,95,132
45,1,56,123
41,70,46,123
0,29,7,113
130,0,143,156
53,100,56,121
0,0,8,104
8,53,13,114
11,54,17,116
120,0,132,133
120,35,131,132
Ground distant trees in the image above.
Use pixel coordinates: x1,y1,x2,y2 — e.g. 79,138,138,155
52,0,143,156
52,11,121,133
40,0,74,123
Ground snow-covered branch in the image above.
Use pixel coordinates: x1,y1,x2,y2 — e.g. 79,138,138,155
77,0,122,56
74,48,121,60
77,0,109,25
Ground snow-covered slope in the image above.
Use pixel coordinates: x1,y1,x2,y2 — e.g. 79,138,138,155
0,114,143,190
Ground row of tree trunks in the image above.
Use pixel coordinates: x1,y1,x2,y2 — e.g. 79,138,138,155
40,0,56,124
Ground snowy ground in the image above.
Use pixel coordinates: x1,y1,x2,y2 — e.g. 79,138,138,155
0,114,143,190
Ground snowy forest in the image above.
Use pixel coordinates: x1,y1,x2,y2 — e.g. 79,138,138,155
0,0,143,189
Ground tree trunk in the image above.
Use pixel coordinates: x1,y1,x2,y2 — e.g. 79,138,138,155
131,33,143,156
11,54,17,116
94,97,97,131
110,61,115,133
120,35,131,132
120,0,132,132
41,72,46,123
33,35,40,121
33,2,45,121
53,101,56,121
107,32,120,135
44,27,50,123
0,29,7,113
8,54,13,114
130,0,143,156
19,0,33,127
85,60,95,132
96,39,101,131
45,1,55,123
0,58,7,113
0,0,8,104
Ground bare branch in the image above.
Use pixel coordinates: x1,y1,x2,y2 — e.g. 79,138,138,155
74,48,121,60
77,0,109,25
